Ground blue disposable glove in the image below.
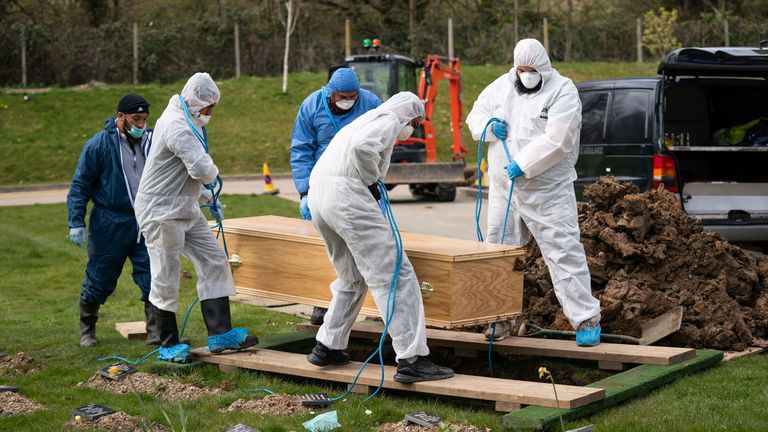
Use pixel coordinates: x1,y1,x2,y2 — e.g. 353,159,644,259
506,160,524,181
209,200,224,224
300,195,312,220
491,120,508,140
69,227,86,248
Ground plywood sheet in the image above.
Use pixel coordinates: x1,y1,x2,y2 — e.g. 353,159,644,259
192,347,605,409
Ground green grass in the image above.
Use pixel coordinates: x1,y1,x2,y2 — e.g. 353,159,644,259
0,62,657,186
1,196,766,431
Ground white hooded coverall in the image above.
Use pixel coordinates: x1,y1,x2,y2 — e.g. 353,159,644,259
308,92,429,361
134,72,234,312
466,39,600,329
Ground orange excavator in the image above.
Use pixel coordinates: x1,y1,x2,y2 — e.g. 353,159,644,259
330,53,467,201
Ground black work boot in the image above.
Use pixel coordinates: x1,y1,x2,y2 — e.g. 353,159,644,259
307,342,350,366
200,297,258,353
155,307,181,348
79,300,100,347
144,301,161,346
394,357,454,383
310,307,328,325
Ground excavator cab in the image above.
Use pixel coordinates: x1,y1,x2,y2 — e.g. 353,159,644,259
329,53,467,201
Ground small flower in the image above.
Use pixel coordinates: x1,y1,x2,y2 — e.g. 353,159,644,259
365,409,372,415
74,415,83,422
538,366,548,379
107,365,122,379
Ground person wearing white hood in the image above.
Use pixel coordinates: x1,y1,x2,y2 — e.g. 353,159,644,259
134,72,258,363
466,39,602,347
306,92,454,383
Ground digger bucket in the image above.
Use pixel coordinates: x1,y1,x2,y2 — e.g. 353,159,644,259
383,162,466,184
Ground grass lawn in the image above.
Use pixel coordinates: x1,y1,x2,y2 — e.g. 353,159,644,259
1,195,767,431
0,62,658,186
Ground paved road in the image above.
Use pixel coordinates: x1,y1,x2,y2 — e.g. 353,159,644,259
0,176,488,240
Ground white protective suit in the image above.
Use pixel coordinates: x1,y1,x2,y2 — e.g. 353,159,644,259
134,72,234,312
308,92,429,361
466,39,600,328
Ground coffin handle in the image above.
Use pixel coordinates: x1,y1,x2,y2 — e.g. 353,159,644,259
420,281,434,299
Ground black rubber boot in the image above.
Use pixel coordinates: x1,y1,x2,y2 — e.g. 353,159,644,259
394,357,454,383
310,307,328,326
155,307,181,348
200,297,258,353
307,342,350,366
79,301,100,347
144,301,161,346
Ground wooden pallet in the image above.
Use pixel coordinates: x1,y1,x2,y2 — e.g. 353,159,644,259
297,322,697,370
192,347,606,411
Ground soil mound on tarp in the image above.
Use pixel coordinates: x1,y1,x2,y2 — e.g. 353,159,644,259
521,176,768,351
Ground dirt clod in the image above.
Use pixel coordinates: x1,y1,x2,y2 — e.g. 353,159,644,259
1,352,43,376
66,411,164,431
0,392,45,416
221,394,309,416
520,176,768,351
79,372,221,402
378,422,489,432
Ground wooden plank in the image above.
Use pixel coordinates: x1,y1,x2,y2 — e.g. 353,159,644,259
192,347,605,409
297,322,697,366
722,346,766,362
224,215,524,329
502,350,723,431
115,321,146,340
496,401,524,412
597,360,628,371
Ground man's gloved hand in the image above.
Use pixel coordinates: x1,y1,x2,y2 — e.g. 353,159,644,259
209,200,224,224
69,227,86,248
506,160,524,181
299,195,312,220
491,120,508,140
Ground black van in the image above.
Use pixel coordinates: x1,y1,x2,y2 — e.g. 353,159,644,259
575,44,768,242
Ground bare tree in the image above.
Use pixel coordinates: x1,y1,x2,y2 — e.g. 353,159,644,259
280,0,300,93
564,0,573,61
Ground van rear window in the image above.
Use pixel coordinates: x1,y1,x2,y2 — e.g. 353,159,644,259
606,90,649,144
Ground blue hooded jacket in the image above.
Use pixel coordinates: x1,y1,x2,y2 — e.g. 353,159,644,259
67,117,151,231
290,68,382,194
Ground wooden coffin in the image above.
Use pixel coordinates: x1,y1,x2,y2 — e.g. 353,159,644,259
222,215,525,329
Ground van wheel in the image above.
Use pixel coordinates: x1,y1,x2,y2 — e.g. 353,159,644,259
408,183,457,202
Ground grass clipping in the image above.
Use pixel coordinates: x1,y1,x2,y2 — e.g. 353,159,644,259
520,176,768,351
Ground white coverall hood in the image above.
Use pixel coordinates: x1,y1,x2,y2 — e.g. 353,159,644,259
465,41,600,329
307,91,430,361
134,73,233,312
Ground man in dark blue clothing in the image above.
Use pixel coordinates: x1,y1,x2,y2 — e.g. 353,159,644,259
290,68,381,325
67,94,158,347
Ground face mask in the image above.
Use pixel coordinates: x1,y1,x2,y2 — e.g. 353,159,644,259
519,71,541,89
397,124,414,141
126,121,146,139
196,114,211,127
335,99,356,110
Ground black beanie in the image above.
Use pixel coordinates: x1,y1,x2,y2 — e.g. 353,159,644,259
116,93,150,115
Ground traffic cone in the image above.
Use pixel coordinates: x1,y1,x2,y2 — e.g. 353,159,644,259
262,162,280,195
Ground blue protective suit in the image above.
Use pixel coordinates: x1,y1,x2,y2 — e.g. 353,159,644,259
67,117,152,304
290,69,382,194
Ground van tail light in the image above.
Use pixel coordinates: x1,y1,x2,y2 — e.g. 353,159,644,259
652,154,679,193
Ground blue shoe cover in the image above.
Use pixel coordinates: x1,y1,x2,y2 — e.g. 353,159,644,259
208,327,249,352
576,326,601,347
158,344,191,363
303,410,340,431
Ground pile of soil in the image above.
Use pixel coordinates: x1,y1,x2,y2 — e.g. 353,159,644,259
221,394,309,416
66,411,164,431
0,392,45,416
1,352,43,376
79,372,221,402
520,176,768,351
378,422,489,432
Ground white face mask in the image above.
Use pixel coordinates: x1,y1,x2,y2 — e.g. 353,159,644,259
195,114,211,127
519,71,541,89
397,124,414,141
335,99,356,110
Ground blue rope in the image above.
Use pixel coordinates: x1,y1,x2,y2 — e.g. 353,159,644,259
247,388,275,395
475,117,518,378
331,180,403,402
